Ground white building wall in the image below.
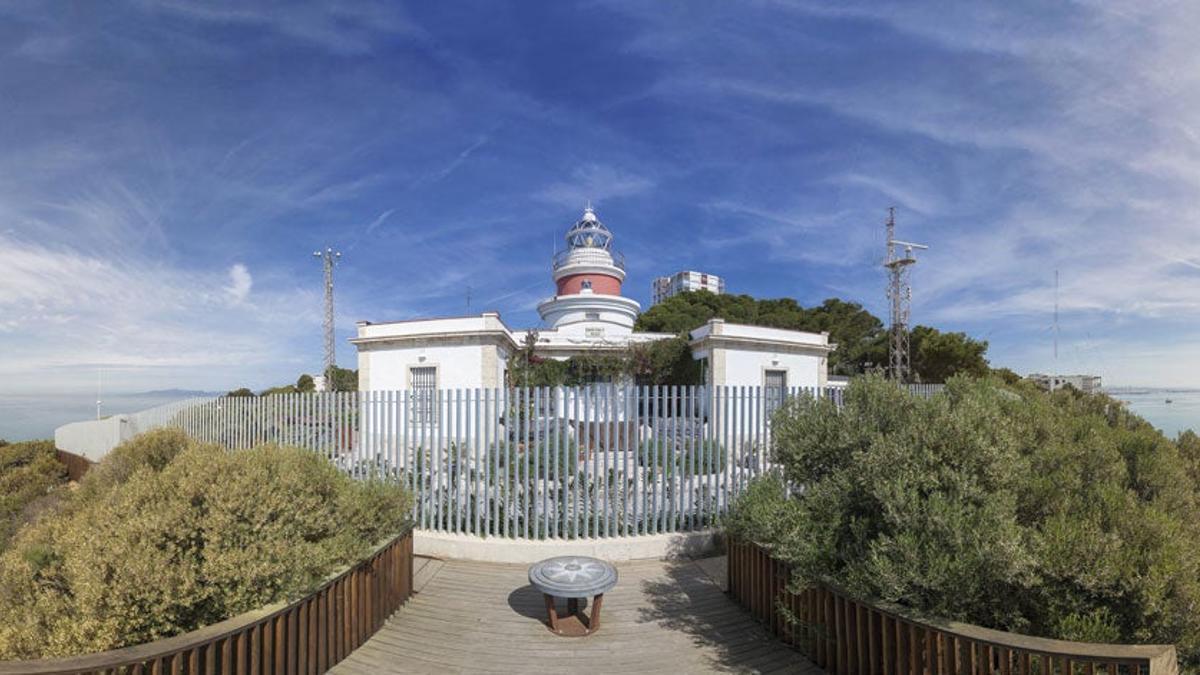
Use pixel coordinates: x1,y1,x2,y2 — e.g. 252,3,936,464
55,416,131,462
358,343,488,391
716,347,824,390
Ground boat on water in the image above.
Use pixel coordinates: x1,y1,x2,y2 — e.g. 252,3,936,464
1165,399,1173,404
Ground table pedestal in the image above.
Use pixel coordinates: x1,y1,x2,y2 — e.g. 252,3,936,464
542,593,604,637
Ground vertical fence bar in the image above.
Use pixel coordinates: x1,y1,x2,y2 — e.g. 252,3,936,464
593,385,602,539
492,388,500,538
419,388,429,531
620,384,629,537
549,385,556,540
672,384,681,532
570,386,579,540
648,385,658,535
450,389,459,534
484,388,494,538
502,387,510,539
473,387,481,538
601,384,610,538
531,387,540,540
635,385,645,536
687,384,697,530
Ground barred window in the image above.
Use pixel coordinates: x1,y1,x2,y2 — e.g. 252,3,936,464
764,369,787,418
411,366,438,424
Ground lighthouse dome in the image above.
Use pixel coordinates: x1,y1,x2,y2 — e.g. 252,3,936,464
564,206,612,250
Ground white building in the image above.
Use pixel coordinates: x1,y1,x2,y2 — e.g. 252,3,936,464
352,207,833,395
652,270,725,305
1027,373,1102,393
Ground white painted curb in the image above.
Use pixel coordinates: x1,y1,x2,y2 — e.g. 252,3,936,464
414,529,721,563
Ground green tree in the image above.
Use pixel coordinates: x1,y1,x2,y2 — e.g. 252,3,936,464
635,291,891,375
627,335,701,386
225,388,255,397
727,376,1200,666
990,367,1022,385
296,374,315,392
910,325,990,382
325,366,358,392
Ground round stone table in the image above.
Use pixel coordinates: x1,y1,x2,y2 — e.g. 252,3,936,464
528,556,618,637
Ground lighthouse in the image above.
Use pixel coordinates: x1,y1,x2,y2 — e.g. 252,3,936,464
353,204,833,394
537,205,641,337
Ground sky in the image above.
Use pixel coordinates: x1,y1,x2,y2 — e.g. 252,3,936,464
3,0,1200,401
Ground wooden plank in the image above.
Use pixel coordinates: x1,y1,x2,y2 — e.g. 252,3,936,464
881,613,891,675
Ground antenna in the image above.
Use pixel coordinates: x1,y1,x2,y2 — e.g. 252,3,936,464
883,207,928,383
466,284,473,313
313,247,342,382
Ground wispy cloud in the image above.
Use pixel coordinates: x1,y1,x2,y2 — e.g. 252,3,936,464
225,263,252,304
535,164,654,208
3,0,1200,417
129,0,419,55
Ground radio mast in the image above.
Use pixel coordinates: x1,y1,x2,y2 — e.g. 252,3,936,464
883,207,928,382
313,247,342,379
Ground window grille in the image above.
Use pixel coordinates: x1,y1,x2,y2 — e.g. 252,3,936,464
764,369,787,418
411,366,438,424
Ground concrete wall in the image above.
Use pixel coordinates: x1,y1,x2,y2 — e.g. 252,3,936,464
357,313,509,340
718,345,825,390
359,342,510,391
55,415,132,462
415,529,719,563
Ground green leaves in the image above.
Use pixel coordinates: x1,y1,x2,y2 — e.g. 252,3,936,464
0,440,67,551
728,375,1200,665
0,433,412,659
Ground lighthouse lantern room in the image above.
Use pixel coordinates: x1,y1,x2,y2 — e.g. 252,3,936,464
537,206,641,335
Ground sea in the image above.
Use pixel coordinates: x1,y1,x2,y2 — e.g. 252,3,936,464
0,391,215,443
2,387,1197,444
1107,388,1200,439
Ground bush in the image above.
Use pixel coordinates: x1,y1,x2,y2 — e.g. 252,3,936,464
0,440,67,551
72,428,191,504
0,434,412,659
727,375,1200,665
637,438,727,479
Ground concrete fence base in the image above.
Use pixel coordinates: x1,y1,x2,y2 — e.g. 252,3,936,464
414,528,720,563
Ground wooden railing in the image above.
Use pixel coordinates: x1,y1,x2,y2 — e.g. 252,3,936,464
0,528,414,675
727,540,1179,675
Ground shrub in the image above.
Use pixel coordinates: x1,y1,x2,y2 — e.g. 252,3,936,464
0,435,412,659
488,433,581,482
637,438,727,479
727,375,1200,665
0,440,67,551
71,428,191,504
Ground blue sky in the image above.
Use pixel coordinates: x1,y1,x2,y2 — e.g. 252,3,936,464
3,0,1200,397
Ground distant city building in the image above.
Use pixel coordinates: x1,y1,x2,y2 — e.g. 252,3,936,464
1027,373,1102,393
652,270,724,306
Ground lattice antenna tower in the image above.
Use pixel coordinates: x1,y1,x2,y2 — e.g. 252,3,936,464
313,247,342,378
883,207,928,382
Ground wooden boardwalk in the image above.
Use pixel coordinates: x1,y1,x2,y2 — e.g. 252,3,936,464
332,554,824,674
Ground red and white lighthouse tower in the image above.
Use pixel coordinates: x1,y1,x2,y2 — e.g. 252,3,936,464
537,206,641,335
